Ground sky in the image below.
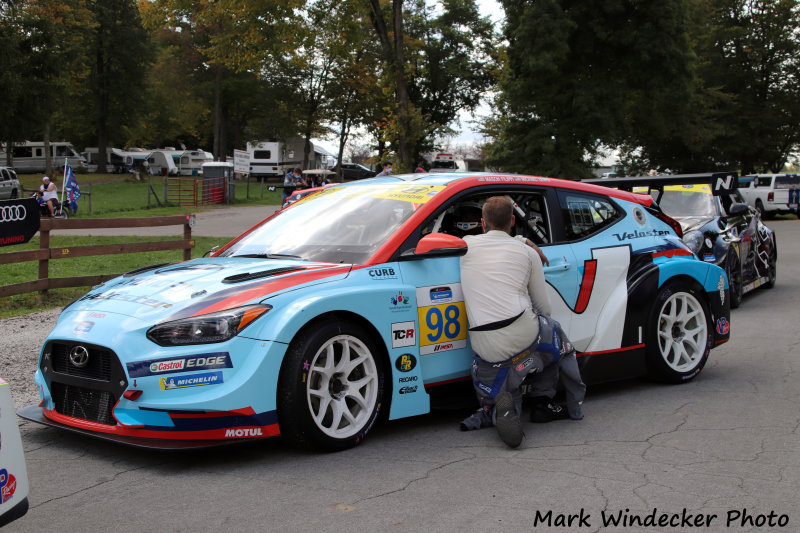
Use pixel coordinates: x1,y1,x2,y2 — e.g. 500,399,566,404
317,0,504,156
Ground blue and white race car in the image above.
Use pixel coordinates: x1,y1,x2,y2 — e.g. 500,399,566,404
21,173,731,450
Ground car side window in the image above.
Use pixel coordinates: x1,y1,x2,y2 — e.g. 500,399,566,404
756,177,772,187
557,190,621,241
418,191,552,244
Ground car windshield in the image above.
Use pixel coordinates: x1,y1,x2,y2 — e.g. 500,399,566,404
655,187,718,217
219,183,443,264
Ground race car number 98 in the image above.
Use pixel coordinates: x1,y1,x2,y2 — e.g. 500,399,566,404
418,302,467,346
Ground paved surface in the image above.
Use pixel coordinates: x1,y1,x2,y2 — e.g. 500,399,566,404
55,204,281,238
4,219,800,532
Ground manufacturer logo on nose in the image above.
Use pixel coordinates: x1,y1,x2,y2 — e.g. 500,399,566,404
69,345,90,368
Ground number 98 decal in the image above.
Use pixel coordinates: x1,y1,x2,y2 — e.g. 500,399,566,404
416,284,468,355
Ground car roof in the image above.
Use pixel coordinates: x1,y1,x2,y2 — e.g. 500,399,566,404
349,172,654,207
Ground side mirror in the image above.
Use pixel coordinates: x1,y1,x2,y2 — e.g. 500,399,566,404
401,233,468,259
728,203,749,217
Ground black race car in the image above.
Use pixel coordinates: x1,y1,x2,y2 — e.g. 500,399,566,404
587,173,777,308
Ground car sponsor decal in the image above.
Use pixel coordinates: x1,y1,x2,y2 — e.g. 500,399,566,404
0,469,17,504
314,184,445,204
395,354,417,372
416,284,467,355
391,321,416,348
127,353,232,378
612,229,671,241
399,385,418,394
73,321,94,335
159,371,223,390
715,317,730,335
368,267,398,280
390,291,413,312
718,275,726,306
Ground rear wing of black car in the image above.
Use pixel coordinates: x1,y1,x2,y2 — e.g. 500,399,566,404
584,172,739,200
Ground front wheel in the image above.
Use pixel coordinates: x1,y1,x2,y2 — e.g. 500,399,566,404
646,281,712,383
277,320,385,451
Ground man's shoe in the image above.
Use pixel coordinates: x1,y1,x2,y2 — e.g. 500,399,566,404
529,401,570,423
494,391,523,448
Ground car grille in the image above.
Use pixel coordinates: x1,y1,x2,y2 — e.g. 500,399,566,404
51,343,113,380
41,341,127,426
51,382,116,425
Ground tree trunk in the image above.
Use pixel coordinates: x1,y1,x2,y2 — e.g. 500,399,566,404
213,65,222,161
392,0,412,171
43,122,52,176
336,116,351,182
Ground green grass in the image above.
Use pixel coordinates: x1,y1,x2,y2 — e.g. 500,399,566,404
0,235,233,318
17,173,284,218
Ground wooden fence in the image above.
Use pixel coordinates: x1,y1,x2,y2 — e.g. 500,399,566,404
0,215,195,297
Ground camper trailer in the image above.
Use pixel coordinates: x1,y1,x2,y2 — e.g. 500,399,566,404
246,139,307,178
176,149,214,176
1,141,85,172
146,150,179,176
81,147,127,173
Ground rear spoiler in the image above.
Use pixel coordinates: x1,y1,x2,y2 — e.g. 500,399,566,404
584,172,739,201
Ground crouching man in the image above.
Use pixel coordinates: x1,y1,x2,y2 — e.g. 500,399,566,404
458,196,585,447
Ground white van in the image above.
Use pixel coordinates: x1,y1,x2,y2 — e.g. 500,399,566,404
0,141,86,173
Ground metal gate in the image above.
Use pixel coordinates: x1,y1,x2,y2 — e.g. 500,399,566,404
166,177,226,207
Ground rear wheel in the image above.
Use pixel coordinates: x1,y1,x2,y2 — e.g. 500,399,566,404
277,320,385,451
646,281,712,383
726,252,742,309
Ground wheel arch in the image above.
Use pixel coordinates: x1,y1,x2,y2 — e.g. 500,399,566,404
278,309,394,413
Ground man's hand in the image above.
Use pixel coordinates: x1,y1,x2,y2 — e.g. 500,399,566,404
524,238,550,266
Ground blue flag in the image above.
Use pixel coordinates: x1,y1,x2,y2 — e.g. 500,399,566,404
65,164,81,214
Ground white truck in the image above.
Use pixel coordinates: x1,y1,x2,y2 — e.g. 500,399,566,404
738,174,800,218
428,153,467,173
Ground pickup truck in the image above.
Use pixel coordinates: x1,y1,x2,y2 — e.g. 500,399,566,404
738,174,800,218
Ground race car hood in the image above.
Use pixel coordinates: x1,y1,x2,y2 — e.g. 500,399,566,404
63,257,352,323
673,216,716,234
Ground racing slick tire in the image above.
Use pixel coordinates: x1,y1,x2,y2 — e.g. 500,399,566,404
726,253,742,309
277,320,385,451
646,280,712,383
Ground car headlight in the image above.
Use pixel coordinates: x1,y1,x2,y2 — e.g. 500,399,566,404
147,305,272,346
683,231,704,254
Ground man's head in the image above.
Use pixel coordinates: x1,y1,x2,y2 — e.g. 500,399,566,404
42,176,50,184
481,196,514,233
382,162,392,173
293,167,301,176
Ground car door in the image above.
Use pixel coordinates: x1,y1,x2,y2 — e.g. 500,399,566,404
0,168,9,199
542,189,631,352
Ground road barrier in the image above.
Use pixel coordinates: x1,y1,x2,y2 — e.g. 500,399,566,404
0,215,194,297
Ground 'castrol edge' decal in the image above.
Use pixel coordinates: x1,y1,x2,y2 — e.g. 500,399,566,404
127,353,232,378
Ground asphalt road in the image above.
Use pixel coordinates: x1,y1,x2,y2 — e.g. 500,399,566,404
6,219,800,532
56,204,281,238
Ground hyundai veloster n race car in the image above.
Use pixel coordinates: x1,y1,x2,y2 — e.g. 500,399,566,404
586,173,777,309
20,173,731,450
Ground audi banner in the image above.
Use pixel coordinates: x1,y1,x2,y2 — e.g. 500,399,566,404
0,198,40,247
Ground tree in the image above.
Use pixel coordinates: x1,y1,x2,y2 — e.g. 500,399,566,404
484,0,694,178
73,0,149,172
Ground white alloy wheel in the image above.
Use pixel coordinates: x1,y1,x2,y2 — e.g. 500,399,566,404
656,292,709,372
305,334,379,439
